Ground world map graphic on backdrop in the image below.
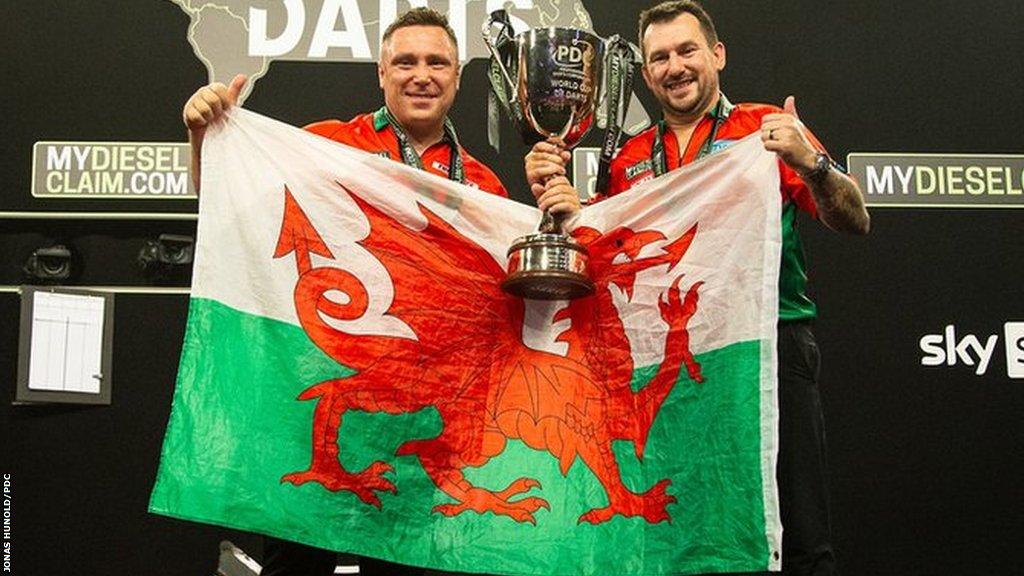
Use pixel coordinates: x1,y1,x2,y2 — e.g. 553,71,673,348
170,0,593,99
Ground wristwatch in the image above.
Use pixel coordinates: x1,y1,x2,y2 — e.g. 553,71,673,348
800,152,834,182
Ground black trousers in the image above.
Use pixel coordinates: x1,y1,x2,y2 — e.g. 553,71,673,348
775,321,835,576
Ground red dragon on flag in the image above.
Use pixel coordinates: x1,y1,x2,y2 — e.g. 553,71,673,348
273,181,705,526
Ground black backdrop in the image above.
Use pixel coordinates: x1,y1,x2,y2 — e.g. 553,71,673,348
2,1,1022,574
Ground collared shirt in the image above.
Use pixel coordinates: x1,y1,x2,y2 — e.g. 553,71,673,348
304,110,509,198
603,95,826,321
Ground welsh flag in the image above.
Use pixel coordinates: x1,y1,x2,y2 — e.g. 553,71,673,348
149,108,783,575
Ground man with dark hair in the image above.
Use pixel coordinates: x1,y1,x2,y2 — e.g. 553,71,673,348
637,0,718,48
527,1,869,575
183,7,504,576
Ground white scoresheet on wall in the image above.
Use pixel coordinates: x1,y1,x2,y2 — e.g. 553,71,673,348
28,290,106,394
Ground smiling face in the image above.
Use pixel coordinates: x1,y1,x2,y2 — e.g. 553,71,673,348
641,13,726,125
378,25,460,139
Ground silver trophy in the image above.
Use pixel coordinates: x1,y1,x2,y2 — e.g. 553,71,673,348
483,10,640,300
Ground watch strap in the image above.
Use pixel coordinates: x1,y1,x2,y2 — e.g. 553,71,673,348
800,151,835,182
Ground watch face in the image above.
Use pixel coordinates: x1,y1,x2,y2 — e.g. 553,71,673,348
801,152,832,181
815,152,831,172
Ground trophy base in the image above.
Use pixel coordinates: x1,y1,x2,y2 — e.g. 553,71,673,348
502,233,594,300
502,271,595,300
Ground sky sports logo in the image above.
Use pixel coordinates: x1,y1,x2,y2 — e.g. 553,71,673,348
919,322,1024,378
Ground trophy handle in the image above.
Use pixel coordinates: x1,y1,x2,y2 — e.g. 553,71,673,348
593,36,643,195
602,36,642,134
483,9,523,151
482,9,517,99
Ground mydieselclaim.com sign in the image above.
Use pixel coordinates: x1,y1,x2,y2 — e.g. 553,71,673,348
847,153,1024,208
32,142,195,199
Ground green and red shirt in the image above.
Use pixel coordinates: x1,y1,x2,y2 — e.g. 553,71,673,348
603,95,824,321
305,107,509,198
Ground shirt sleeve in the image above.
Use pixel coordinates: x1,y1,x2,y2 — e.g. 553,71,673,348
466,157,509,198
602,152,631,199
779,161,817,218
779,125,832,218
303,119,340,137
485,174,510,198
303,119,359,148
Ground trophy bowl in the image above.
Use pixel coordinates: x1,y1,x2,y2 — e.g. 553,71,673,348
495,27,605,147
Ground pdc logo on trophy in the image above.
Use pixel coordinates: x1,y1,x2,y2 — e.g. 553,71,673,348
555,42,588,66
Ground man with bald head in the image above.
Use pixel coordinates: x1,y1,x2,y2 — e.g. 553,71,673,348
182,7,505,576
185,8,506,199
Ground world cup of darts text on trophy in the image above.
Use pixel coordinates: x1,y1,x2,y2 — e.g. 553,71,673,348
483,9,641,300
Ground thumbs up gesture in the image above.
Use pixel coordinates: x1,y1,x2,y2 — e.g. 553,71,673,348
760,95,818,174
782,94,799,117
183,74,248,134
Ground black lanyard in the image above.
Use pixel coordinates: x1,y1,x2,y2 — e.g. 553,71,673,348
377,106,466,184
650,95,731,177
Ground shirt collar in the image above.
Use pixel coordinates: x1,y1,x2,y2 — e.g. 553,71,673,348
373,106,390,132
654,92,733,136
373,106,457,146
710,93,734,121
